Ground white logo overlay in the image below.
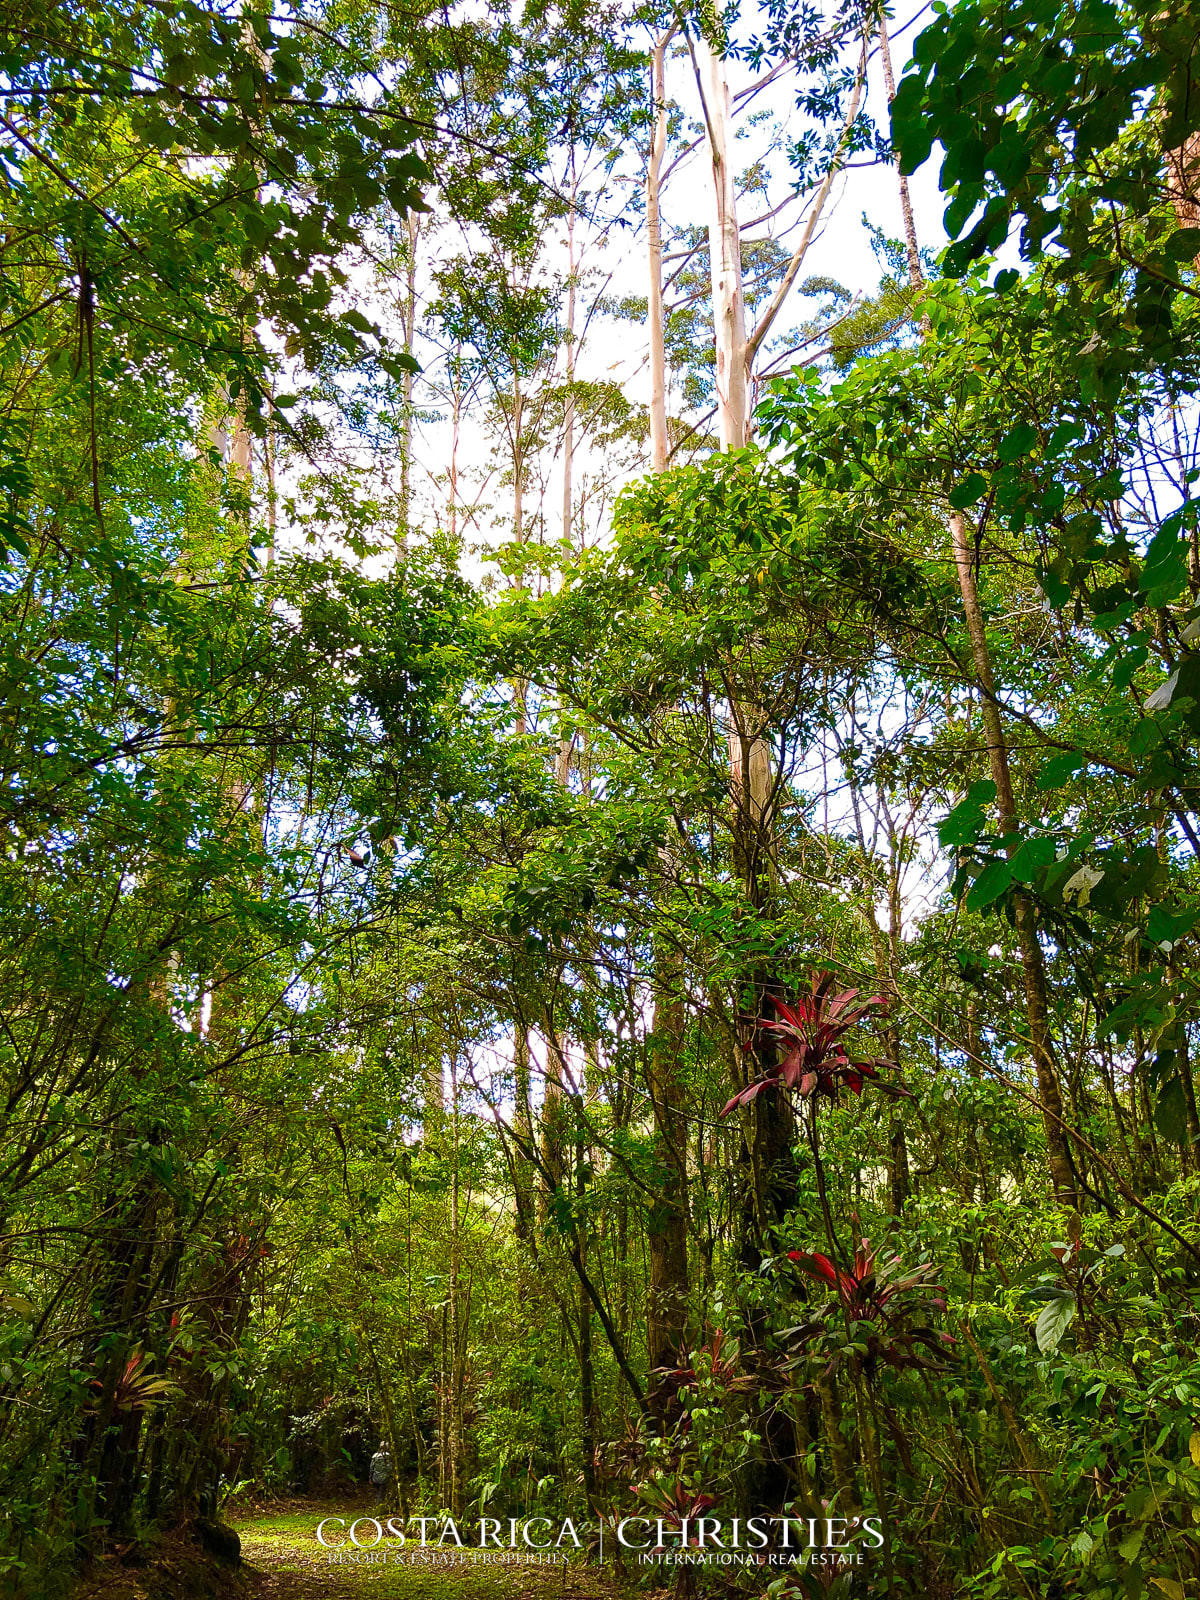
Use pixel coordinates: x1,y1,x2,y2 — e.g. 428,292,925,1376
313,1515,884,1569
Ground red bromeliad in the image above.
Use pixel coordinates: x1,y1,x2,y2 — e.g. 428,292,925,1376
660,1327,754,1395
627,1478,716,1541
721,972,908,1116
86,1349,180,1414
784,1233,954,1376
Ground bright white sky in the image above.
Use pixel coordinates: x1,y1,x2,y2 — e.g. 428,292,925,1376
379,0,951,565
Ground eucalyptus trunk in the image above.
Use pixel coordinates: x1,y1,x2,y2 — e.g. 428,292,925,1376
647,32,672,473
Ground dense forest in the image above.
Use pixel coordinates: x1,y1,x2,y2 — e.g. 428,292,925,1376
3,0,1200,1596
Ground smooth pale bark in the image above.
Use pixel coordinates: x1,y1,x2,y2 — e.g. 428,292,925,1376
692,26,797,1272
229,398,251,489
399,210,420,543
647,32,672,472
878,14,925,294
512,371,525,543
689,34,777,899
425,1056,444,1118
562,171,579,541
694,32,749,449
949,514,1080,1222
690,23,867,429
694,27,845,890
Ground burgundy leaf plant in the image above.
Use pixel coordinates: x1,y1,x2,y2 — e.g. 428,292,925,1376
722,972,908,1117
784,1231,954,1377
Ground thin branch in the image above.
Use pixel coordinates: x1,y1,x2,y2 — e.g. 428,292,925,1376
744,32,870,369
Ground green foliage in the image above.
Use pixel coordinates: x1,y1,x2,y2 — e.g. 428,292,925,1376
892,0,1200,376
6,3,1200,1599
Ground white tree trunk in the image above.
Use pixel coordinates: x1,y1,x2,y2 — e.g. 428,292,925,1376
647,32,672,472
878,15,924,292
562,178,578,543
696,33,749,449
229,403,252,488
448,353,461,541
692,31,771,875
399,210,421,546
512,370,524,543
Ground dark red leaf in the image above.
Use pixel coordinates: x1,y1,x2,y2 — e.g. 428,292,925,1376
770,997,806,1029
788,1251,840,1286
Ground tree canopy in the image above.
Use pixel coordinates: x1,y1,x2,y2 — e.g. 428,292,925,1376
3,2,1200,1598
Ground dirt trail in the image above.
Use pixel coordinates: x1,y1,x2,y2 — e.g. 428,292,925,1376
233,1505,623,1600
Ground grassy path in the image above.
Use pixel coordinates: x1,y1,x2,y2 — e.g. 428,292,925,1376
231,1505,623,1600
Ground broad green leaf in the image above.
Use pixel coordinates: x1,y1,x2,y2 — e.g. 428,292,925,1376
1153,1078,1189,1143
967,858,1013,909
997,421,1038,463
1117,1526,1144,1561
1149,1580,1184,1600
1036,1294,1075,1353
949,473,988,509
1036,751,1086,790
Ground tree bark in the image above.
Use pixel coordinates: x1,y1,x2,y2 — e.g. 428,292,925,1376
539,738,574,1229
647,32,673,472
510,685,536,1241
742,37,868,376
645,955,690,1383
512,1023,535,1241
512,368,524,543
878,13,925,294
644,110,691,1393
447,1051,465,1517
448,349,462,541
694,32,749,450
562,168,578,542
399,210,421,545
949,513,1080,1223
575,1072,597,1504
